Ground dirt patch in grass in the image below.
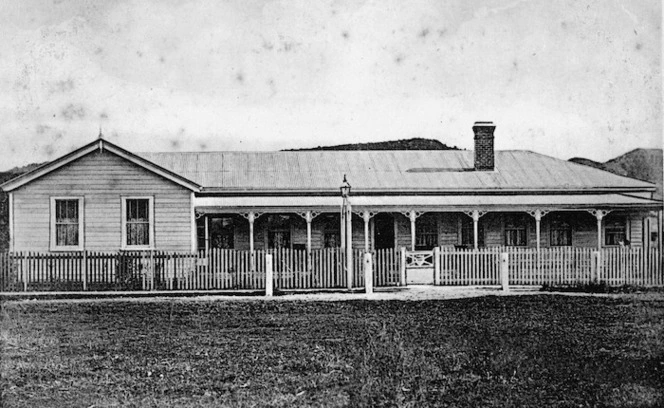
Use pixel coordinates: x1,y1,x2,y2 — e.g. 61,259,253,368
2,295,663,407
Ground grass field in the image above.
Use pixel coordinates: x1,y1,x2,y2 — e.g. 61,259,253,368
2,294,663,407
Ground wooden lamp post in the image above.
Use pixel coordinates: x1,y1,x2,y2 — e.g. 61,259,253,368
340,175,353,289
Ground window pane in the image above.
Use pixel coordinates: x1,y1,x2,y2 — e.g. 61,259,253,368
67,200,77,220
604,217,626,246
551,228,571,246
518,230,526,245
137,200,149,221
127,199,149,222
126,200,134,221
505,229,526,246
505,230,515,246
606,230,626,246
56,224,78,246
269,231,290,249
56,200,78,223
127,222,149,246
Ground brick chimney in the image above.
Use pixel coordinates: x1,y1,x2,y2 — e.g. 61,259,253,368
473,121,496,171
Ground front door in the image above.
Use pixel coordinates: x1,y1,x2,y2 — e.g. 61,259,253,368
374,213,395,249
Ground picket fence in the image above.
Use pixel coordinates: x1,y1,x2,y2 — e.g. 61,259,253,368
0,248,384,292
0,246,661,292
437,246,663,287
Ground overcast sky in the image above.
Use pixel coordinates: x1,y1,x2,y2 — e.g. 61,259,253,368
0,0,661,170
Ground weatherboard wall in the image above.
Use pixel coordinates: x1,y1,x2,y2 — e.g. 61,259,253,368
11,150,193,252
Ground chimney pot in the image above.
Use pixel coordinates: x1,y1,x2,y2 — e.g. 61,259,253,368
473,121,495,171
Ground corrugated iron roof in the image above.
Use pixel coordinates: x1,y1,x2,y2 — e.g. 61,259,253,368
137,150,656,193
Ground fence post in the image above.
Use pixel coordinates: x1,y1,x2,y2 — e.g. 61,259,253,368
265,254,273,297
82,251,87,291
500,252,509,292
433,247,441,285
399,247,406,286
364,252,373,294
22,253,28,292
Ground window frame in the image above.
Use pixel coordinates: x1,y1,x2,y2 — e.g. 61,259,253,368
549,215,573,247
415,213,439,250
266,214,292,250
604,216,627,247
121,196,154,250
504,214,528,247
50,197,84,251
320,214,341,248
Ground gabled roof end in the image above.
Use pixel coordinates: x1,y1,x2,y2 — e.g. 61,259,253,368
1,138,201,192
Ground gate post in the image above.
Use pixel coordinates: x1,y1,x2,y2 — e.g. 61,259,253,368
364,252,373,294
433,247,441,285
399,247,406,286
265,254,273,297
500,252,509,292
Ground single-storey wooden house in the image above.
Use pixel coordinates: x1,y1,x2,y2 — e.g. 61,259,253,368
2,122,662,259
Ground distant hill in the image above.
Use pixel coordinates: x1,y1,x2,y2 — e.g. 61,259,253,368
570,148,663,200
286,138,461,151
568,157,605,169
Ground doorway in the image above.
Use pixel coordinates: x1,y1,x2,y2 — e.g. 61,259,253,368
374,213,395,249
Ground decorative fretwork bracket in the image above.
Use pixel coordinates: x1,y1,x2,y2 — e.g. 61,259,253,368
354,210,378,222
401,210,426,222
240,211,264,223
528,209,550,221
464,210,487,222
587,209,611,221
297,211,320,223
